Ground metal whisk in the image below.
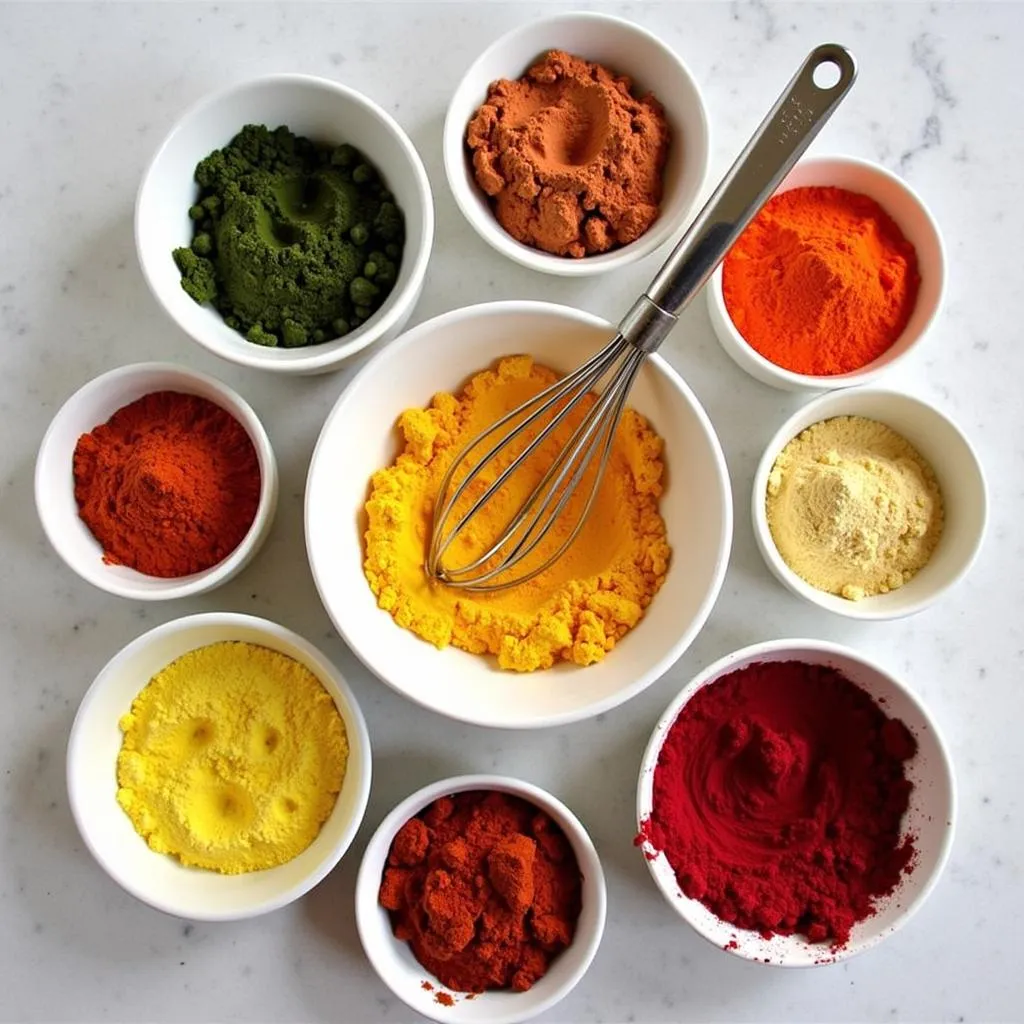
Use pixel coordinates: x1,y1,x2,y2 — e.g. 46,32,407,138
426,44,857,592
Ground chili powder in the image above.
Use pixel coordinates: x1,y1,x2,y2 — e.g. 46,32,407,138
640,660,918,946
721,186,920,376
73,390,260,577
379,791,582,993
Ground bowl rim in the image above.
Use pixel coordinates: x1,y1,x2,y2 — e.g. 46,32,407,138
707,153,947,390
65,611,373,921
354,773,608,1023
635,637,958,966
303,298,734,728
34,360,279,601
750,386,988,620
134,71,435,374
442,10,711,277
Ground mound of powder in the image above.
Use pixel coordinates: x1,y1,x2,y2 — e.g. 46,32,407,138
362,355,670,672
466,50,671,258
640,660,918,947
379,791,582,993
766,416,943,601
116,642,348,874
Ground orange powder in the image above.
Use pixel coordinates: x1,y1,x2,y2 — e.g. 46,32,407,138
722,186,920,376
466,50,671,257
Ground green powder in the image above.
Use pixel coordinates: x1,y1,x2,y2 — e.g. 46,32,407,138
173,124,405,348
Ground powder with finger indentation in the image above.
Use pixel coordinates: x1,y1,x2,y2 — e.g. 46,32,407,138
173,124,405,347
116,641,348,874
466,50,671,258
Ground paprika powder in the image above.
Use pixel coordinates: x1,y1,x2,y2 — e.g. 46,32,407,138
73,390,260,577
722,186,920,376
379,791,582,992
639,660,918,946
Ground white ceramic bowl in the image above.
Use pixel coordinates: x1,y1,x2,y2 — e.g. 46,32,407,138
67,613,372,921
443,12,709,276
752,388,987,619
136,74,434,375
707,155,946,391
36,362,278,601
636,639,956,966
356,775,606,1023
305,301,732,728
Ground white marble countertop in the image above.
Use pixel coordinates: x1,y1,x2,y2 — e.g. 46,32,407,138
2,2,1021,1021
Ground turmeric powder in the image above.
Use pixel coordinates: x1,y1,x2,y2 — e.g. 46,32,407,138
362,355,670,672
116,641,348,873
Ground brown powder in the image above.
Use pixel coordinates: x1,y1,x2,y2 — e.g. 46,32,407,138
466,50,671,258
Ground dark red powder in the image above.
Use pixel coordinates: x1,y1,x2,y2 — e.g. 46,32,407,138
379,791,582,993
640,660,917,946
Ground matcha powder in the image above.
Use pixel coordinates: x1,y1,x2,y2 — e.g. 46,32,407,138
173,124,405,348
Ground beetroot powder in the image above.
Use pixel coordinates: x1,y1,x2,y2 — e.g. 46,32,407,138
641,660,918,946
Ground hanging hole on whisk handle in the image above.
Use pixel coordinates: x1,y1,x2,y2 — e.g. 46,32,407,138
805,43,857,93
812,61,842,90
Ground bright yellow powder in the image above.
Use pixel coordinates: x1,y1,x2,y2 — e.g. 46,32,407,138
116,642,348,874
363,355,671,672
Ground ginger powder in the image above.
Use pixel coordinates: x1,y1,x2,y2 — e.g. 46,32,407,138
116,641,348,873
766,416,943,601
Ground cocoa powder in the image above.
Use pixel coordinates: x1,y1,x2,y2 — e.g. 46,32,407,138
466,50,671,258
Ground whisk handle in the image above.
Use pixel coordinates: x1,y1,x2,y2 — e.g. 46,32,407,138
619,43,857,354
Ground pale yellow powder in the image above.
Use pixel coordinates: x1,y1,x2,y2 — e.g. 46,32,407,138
116,642,348,874
766,416,943,601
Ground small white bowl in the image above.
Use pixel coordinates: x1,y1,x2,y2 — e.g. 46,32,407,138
707,155,946,391
136,74,434,375
35,362,278,601
636,639,956,967
443,12,710,276
355,775,607,1023
67,612,372,921
305,300,732,728
752,388,987,619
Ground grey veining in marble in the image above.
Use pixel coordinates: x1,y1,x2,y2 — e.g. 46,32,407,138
1,3,1022,1022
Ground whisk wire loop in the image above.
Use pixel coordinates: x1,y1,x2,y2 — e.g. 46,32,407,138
488,347,645,586
441,381,613,578
426,336,628,581
508,346,646,570
445,343,644,589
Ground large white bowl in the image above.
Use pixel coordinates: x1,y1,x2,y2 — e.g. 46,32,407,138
355,775,607,1024
136,74,434,375
67,613,372,921
707,156,945,391
35,362,278,601
443,12,710,276
636,639,956,966
752,388,987,619
305,301,732,728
